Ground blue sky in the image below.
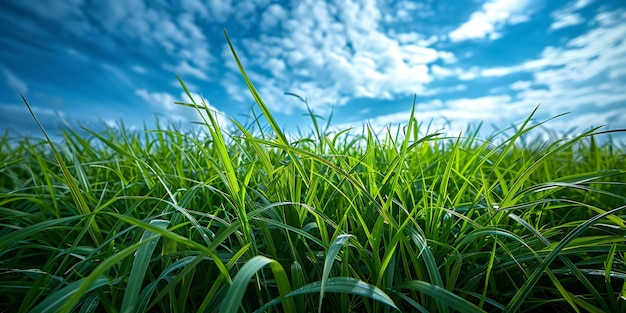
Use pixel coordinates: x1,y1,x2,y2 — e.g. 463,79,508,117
1,0,625,141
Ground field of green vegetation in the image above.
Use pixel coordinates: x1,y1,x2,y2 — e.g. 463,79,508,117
1,35,625,312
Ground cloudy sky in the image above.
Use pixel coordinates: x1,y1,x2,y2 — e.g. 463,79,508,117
1,0,625,141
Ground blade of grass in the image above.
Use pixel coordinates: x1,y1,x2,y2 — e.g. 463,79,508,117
223,29,309,189
219,255,295,313
254,277,399,313
405,226,447,312
120,219,170,313
176,79,253,247
319,234,351,313
395,280,487,313
21,94,103,245
505,204,626,312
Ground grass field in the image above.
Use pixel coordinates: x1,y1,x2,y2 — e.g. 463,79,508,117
1,35,625,313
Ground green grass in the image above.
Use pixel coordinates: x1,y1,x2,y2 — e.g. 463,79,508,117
1,32,625,312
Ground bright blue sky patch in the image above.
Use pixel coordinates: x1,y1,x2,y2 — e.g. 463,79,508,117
1,0,625,141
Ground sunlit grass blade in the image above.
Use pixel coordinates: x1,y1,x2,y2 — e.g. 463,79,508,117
176,77,253,246
223,29,309,189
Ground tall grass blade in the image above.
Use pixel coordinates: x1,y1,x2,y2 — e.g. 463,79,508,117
505,205,626,312
396,280,487,313
21,94,103,245
120,219,169,313
255,277,399,313
319,234,351,313
219,256,295,313
223,30,309,187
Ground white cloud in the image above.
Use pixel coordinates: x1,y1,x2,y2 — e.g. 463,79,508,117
386,1,431,22
101,63,135,88
550,12,584,30
1,103,64,119
397,1,422,11
541,107,626,136
383,1,434,23
7,0,217,83
429,66,479,80
87,1,149,40
221,0,454,115
574,0,594,10
181,0,209,18
457,10,626,84
419,84,467,97
0,66,28,93
231,0,271,25
66,48,90,62
400,45,439,65
135,89,230,128
132,65,147,74
333,7,626,141
261,4,288,31
70,1,216,79
209,0,233,22
265,58,287,77
450,12,498,42
331,89,620,144
177,13,206,42
219,74,247,103
332,94,536,140
451,8,626,122
481,67,515,77
430,65,453,78
549,0,594,30
392,32,439,46
510,80,532,90
592,8,626,27
449,0,533,42
103,119,119,129
136,89,178,112
457,68,480,81
438,51,457,64
164,61,209,81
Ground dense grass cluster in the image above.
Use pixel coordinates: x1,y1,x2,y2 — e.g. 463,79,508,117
1,36,625,312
